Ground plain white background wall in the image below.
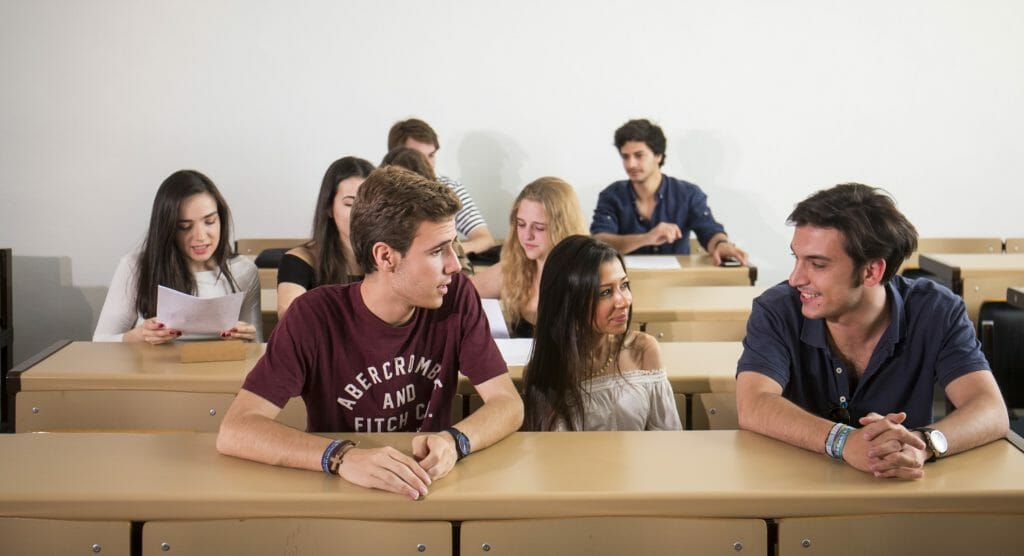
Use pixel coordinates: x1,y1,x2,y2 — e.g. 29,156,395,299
1,1,1022,365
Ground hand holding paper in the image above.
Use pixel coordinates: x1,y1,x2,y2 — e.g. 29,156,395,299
157,286,245,340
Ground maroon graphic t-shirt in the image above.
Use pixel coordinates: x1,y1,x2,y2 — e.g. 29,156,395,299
242,272,507,432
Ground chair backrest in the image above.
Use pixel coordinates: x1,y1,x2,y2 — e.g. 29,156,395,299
1005,238,1024,254
235,238,307,257
901,237,1003,272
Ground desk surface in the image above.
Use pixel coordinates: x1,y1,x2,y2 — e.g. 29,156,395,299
624,254,757,285
1,431,1021,522
13,341,740,396
919,253,1024,282
631,286,764,323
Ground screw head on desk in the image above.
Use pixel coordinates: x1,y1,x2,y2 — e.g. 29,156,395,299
32,407,39,414
709,408,717,415
91,544,102,553
209,409,217,416
801,538,811,548
482,543,492,552
417,544,426,552
161,542,171,551
733,541,743,551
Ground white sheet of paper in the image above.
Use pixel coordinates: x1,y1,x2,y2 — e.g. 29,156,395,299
156,285,244,339
623,255,682,270
495,338,533,366
482,298,510,339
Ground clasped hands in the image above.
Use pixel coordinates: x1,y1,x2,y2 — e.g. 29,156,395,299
843,412,930,479
336,432,459,500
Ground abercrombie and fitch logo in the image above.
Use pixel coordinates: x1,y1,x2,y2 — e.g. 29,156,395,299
336,354,445,432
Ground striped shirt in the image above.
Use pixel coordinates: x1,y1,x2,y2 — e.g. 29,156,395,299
438,175,488,237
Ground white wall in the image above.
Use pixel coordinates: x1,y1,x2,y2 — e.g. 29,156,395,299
2,0,1022,365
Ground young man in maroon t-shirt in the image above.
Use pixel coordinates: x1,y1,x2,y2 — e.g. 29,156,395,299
217,166,523,500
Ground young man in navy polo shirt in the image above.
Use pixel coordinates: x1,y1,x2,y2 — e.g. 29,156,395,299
736,183,1007,479
590,118,749,265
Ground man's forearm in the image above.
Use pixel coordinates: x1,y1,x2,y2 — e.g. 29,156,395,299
737,385,834,454
217,411,329,472
934,391,1009,455
593,232,649,255
453,392,524,453
461,227,497,254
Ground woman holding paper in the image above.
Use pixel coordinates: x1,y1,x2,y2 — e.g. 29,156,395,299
470,177,587,337
93,170,261,344
521,235,681,431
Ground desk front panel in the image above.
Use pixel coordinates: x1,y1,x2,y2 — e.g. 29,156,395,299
0,518,130,556
461,517,767,555
143,519,451,556
776,514,1024,556
2,432,1022,522
630,286,763,323
919,253,1024,323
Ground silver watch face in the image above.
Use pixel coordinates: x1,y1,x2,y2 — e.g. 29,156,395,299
928,429,949,455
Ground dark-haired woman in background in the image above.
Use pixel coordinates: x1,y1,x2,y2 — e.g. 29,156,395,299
94,170,261,343
521,235,681,431
276,156,375,317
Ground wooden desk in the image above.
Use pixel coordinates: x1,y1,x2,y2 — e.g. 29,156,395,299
1,432,1022,555
5,341,307,432
624,254,758,286
899,237,1003,273
8,341,742,432
630,285,763,341
918,253,1024,324
1008,287,1024,310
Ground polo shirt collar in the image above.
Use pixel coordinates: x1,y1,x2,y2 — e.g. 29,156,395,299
799,280,907,354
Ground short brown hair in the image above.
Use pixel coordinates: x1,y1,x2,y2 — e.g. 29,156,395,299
387,118,439,151
380,147,436,180
788,183,917,283
351,166,460,273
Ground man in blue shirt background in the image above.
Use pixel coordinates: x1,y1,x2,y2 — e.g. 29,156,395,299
590,118,749,265
736,183,1008,479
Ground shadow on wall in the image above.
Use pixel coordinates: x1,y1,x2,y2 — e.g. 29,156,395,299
673,129,789,286
455,131,528,239
12,256,106,366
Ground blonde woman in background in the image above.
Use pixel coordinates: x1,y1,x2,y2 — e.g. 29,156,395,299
471,177,587,337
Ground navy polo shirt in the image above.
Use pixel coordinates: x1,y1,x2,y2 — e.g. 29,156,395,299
589,175,726,255
737,276,990,429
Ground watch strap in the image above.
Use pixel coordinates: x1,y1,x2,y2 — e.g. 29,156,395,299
444,426,471,461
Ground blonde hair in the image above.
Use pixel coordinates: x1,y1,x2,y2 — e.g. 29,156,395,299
501,177,587,326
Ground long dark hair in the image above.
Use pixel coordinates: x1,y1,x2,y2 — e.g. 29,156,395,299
135,170,237,318
522,235,633,431
308,156,375,286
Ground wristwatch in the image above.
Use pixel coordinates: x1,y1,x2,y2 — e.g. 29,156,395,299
444,426,471,461
915,427,949,462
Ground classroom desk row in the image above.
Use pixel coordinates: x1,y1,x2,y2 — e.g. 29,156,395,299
1,431,1022,555
918,253,1024,324
5,340,744,433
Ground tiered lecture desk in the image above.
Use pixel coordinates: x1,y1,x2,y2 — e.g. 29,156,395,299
630,285,764,341
0,248,11,431
6,341,743,433
624,254,757,286
898,237,1003,275
1,431,1022,555
918,253,1024,325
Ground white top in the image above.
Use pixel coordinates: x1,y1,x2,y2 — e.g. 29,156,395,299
546,369,683,431
93,252,262,342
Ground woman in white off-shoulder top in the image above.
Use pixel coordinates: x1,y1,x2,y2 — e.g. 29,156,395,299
93,170,261,343
522,235,681,431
